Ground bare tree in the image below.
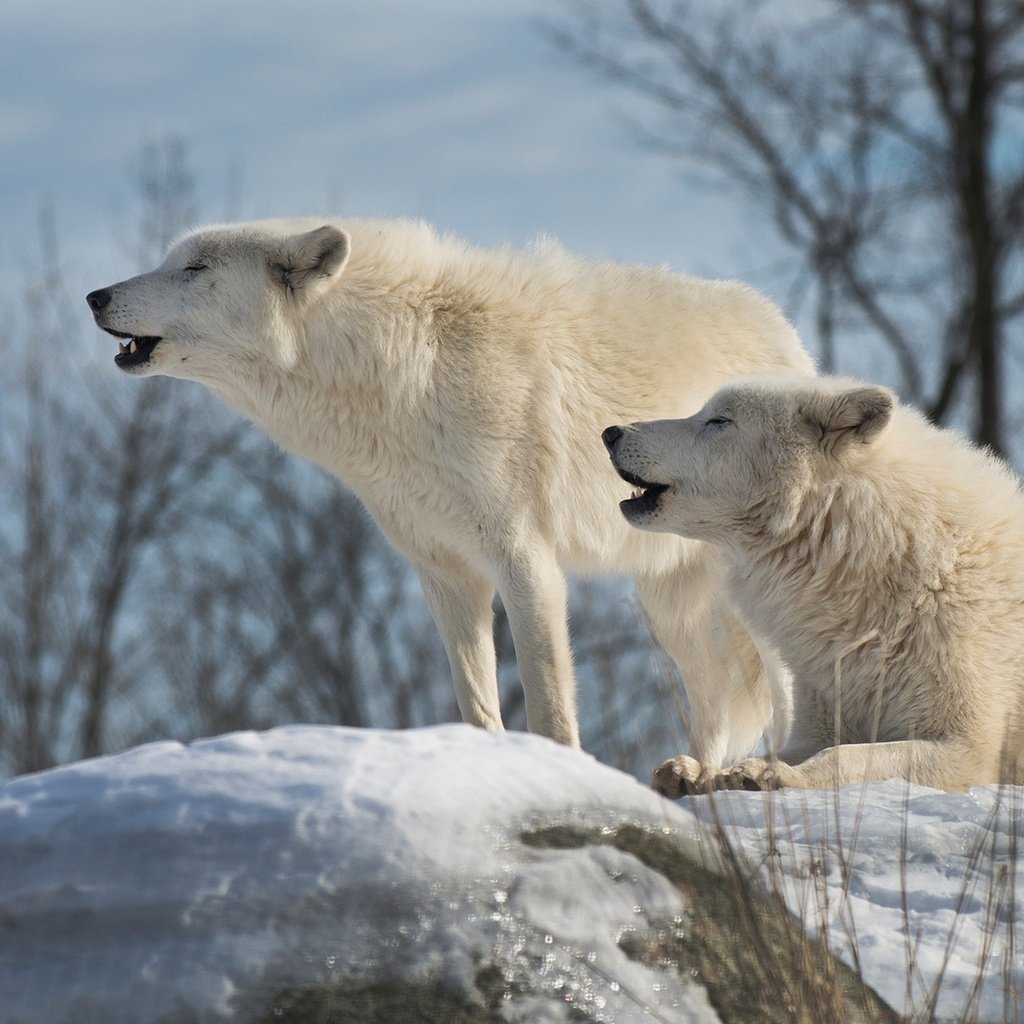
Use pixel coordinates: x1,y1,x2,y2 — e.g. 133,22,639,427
557,0,1024,456
0,179,245,772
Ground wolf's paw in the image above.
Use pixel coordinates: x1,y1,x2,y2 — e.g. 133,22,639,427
652,755,718,797
722,757,789,792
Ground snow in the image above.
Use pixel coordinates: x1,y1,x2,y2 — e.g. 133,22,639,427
0,724,1021,1023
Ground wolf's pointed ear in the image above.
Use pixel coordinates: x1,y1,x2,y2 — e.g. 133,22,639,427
800,384,894,455
273,225,350,293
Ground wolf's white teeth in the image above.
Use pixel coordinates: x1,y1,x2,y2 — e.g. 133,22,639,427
128,339,138,355
118,342,128,355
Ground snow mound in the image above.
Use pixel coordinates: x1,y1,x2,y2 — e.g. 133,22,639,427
0,725,721,1024
0,723,1019,1022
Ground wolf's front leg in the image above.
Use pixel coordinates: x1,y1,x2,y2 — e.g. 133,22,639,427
495,547,580,748
417,557,503,732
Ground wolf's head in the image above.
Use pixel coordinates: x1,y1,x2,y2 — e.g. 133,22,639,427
87,220,350,385
603,374,894,547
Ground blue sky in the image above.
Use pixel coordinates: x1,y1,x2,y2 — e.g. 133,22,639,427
1,0,768,320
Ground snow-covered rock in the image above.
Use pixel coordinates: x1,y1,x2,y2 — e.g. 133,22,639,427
0,725,897,1024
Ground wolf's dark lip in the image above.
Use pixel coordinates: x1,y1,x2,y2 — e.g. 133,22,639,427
620,482,669,516
97,324,161,368
611,458,669,514
112,334,161,368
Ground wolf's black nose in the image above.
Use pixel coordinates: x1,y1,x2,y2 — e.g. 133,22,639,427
86,289,111,313
602,425,623,450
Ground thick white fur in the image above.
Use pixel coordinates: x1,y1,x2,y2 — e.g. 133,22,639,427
606,374,1024,792
88,218,812,753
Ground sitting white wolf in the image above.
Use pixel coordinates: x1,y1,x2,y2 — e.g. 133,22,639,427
87,218,812,755
605,374,1024,793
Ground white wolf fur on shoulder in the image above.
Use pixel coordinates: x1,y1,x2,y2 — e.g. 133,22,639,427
87,218,813,756
605,374,1024,792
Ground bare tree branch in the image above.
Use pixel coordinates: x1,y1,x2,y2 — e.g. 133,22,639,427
557,0,1024,456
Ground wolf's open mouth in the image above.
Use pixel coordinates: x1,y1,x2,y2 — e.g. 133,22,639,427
621,482,669,515
102,328,161,369
614,466,669,515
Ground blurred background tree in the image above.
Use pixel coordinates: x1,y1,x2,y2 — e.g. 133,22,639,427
557,0,1024,457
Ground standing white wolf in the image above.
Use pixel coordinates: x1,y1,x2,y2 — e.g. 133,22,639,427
605,374,1024,792
87,218,812,754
